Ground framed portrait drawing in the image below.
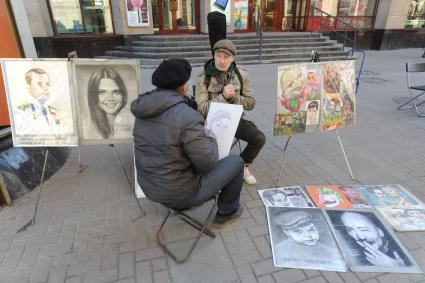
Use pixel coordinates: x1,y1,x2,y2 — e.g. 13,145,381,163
376,206,425,232
355,184,423,207
324,209,422,273
258,186,314,207
267,206,346,271
72,59,140,144
1,59,78,147
338,184,371,209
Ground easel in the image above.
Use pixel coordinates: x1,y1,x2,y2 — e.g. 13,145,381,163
17,149,49,233
274,51,357,188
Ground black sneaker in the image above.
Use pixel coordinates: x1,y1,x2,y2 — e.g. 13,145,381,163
213,206,244,228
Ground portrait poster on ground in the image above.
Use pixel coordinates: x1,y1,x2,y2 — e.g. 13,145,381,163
305,185,353,208
325,209,422,273
126,0,150,27
376,206,425,232
258,186,314,207
72,59,140,144
206,102,243,159
267,206,346,271
338,184,371,209
274,60,355,136
1,59,78,147
355,184,423,207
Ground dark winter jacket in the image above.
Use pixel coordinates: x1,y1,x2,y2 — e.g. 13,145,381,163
131,89,218,206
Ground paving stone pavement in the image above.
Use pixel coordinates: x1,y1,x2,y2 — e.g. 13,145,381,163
1,48,425,283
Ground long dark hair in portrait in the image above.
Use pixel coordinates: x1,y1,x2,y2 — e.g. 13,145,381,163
87,67,128,138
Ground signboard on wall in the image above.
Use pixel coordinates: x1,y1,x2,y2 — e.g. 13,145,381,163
210,0,231,26
126,0,150,27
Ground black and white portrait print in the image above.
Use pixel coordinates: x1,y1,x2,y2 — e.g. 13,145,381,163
267,207,346,271
259,187,314,207
73,60,139,144
325,209,421,273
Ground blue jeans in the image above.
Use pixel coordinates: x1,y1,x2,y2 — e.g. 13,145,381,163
171,155,244,215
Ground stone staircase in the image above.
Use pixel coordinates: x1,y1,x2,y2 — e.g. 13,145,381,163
102,32,349,67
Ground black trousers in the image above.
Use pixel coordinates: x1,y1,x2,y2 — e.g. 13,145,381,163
235,118,266,164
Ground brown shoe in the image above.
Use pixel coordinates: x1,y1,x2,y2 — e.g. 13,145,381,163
213,206,244,228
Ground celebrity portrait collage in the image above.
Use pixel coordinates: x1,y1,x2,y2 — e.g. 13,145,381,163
274,60,356,136
1,59,140,146
259,184,425,273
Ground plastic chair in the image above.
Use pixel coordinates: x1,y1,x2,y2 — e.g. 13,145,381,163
397,62,425,117
157,195,217,263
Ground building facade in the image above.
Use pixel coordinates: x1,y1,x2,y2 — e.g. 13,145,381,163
8,0,425,58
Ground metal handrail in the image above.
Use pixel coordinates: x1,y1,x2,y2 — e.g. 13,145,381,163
309,6,358,56
256,5,263,62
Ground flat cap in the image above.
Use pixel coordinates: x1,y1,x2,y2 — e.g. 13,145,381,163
152,59,192,89
274,210,312,229
213,39,237,56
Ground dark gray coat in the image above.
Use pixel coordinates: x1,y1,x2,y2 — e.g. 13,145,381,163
131,89,218,205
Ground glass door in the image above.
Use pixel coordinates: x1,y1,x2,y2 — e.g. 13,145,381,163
281,0,308,30
155,0,199,34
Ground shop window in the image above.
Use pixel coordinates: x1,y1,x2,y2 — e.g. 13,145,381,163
405,0,425,28
48,0,113,34
338,0,376,17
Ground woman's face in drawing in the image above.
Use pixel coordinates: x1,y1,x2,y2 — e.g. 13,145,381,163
98,78,123,114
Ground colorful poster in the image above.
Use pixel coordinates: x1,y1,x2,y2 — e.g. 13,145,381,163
258,186,314,207
355,184,423,207
233,0,249,30
339,185,370,208
274,60,355,136
325,209,422,273
376,206,425,232
305,185,353,208
126,0,150,27
268,207,346,271
1,59,78,147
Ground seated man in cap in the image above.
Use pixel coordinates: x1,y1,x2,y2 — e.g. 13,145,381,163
131,58,244,228
195,39,266,186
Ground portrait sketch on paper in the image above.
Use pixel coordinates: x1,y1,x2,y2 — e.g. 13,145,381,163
267,207,346,271
206,102,243,159
277,65,307,114
1,59,77,146
73,60,139,144
325,209,421,273
377,206,425,232
355,184,422,206
258,186,314,207
305,185,353,208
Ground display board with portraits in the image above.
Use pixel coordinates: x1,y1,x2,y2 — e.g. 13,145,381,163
1,58,141,147
274,60,356,136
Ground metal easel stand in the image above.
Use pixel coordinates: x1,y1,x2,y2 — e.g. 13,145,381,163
109,144,145,219
17,149,49,233
274,130,357,188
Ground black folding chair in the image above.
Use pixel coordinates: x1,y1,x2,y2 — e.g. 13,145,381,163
157,195,217,263
398,62,425,117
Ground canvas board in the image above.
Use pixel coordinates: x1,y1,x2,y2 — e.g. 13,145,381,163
325,209,422,273
206,102,243,159
1,59,78,147
267,206,346,271
376,206,425,232
355,184,424,207
305,185,354,209
274,60,355,136
339,184,371,209
258,186,314,207
72,59,140,144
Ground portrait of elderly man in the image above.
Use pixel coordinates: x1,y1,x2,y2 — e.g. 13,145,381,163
335,211,411,267
14,68,72,135
269,208,345,271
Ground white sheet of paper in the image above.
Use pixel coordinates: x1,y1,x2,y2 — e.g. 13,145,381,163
134,158,145,199
206,102,243,159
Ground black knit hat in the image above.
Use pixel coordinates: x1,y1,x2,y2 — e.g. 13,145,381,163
152,59,192,89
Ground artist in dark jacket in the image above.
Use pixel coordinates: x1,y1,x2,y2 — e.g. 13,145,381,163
131,59,244,228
